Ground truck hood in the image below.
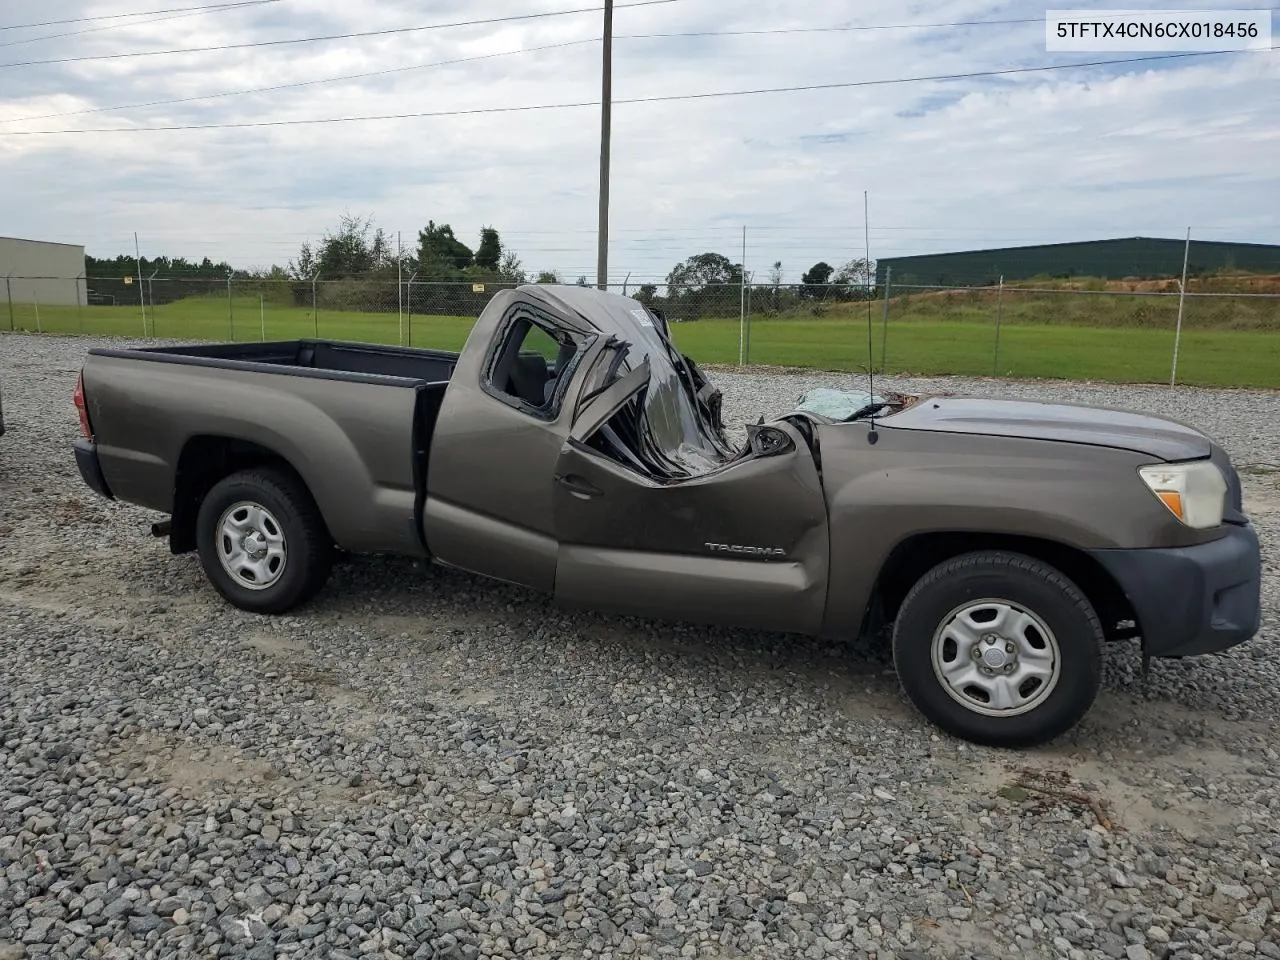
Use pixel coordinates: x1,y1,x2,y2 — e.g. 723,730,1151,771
880,396,1213,462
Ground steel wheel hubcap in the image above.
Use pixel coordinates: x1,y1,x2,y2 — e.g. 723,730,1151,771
931,599,1061,717
216,501,287,590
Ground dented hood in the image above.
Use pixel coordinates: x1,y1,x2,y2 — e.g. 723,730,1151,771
880,396,1213,462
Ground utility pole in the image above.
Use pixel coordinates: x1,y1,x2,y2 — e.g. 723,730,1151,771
596,0,613,290
134,232,145,336
1171,226,1191,387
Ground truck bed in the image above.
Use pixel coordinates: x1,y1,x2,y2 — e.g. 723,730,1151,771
123,338,459,385
79,338,461,558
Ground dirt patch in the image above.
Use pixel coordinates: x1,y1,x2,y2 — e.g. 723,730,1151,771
241,629,308,657
126,734,374,811
973,751,1242,837
1243,486,1280,515
326,689,382,740
916,915,1011,958
450,687,498,707
140,741,278,794
0,586,128,632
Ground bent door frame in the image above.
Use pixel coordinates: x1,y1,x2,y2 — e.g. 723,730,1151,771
421,302,613,591
552,406,831,634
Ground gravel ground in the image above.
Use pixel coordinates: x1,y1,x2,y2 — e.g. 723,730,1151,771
1,332,1278,960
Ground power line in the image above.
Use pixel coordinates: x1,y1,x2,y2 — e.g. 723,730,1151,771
0,9,1257,124
5,49,1268,136
616,17,1042,39
0,40,599,123
0,0,278,31
0,0,681,69
0,3,280,50
614,9,1203,40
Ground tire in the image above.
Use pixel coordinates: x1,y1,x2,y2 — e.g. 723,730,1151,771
195,467,333,615
891,550,1103,748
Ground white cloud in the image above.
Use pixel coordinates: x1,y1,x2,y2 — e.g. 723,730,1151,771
0,0,1276,281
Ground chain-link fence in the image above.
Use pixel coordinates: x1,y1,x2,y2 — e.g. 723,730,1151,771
3,273,1278,388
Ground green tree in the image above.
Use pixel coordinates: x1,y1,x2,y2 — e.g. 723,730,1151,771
416,221,474,279
475,227,502,270
290,213,392,279
536,270,561,284
831,256,875,300
801,261,835,301
801,261,834,286
498,250,526,284
666,252,743,291
665,252,743,318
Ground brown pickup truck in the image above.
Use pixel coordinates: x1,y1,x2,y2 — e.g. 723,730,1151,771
72,285,1261,746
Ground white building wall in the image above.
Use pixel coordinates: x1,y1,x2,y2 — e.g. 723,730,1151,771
0,236,86,307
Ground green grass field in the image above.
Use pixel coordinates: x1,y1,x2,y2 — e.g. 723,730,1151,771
4,294,1278,390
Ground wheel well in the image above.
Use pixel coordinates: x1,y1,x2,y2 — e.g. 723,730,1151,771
170,436,318,554
870,532,1139,642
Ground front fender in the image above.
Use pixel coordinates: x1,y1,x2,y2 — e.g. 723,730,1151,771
814,421,1215,638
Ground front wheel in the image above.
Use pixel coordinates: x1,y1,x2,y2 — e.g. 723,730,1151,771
892,550,1103,747
195,467,333,614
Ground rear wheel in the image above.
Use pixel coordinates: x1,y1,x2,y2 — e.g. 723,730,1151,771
196,467,332,614
892,550,1103,747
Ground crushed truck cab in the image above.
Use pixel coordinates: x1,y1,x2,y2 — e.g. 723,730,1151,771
73,285,1262,747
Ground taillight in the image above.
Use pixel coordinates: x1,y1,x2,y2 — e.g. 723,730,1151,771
73,371,93,439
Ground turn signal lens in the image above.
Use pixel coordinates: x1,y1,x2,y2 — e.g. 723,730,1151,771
73,371,93,439
1138,461,1226,528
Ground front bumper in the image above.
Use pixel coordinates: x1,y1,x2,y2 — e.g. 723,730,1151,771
75,437,114,500
1090,523,1261,657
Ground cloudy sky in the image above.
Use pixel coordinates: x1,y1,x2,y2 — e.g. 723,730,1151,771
0,0,1276,282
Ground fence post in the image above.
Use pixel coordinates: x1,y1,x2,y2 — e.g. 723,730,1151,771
77,272,85,334
1170,227,1190,387
311,272,320,338
745,281,752,364
5,275,12,331
406,271,418,347
147,269,159,337
397,231,404,347
738,226,747,366
135,232,146,336
34,291,41,334
992,274,1005,377
879,265,892,372
260,293,265,342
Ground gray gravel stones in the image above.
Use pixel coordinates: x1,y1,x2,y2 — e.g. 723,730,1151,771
1,332,1279,958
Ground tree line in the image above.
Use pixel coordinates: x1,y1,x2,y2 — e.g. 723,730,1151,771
84,214,878,319
632,251,875,319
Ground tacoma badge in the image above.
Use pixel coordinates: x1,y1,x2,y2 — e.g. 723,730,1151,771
705,542,786,557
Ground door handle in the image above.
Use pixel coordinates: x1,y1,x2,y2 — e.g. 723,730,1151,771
556,473,603,499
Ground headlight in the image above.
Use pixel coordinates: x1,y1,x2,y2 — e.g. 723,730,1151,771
1138,460,1227,528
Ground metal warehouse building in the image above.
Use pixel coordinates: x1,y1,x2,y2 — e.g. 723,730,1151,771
875,236,1280,287
1,236,86,307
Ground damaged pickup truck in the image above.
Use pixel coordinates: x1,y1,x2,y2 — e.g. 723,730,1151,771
72,285,1261,746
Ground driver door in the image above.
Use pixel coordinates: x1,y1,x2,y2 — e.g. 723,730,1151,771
552,373,831,634
423,302,601,591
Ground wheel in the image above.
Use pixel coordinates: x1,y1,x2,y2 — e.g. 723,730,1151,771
195,467,333,614
891,550,1103,747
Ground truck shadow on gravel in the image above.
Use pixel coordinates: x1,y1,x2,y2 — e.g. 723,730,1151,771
312,551,1274,747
